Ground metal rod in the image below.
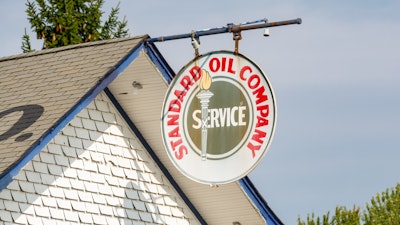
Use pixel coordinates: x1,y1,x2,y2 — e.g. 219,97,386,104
148,18,302,43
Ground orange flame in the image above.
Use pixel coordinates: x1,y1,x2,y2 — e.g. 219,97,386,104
199,69,212,90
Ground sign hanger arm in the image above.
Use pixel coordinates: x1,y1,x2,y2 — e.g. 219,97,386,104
147,18,302,43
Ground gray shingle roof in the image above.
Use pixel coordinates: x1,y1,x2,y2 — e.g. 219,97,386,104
0,36,148,176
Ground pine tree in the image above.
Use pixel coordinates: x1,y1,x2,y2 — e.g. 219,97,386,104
363,184,400,225
298,206,360,225
22,0,128,52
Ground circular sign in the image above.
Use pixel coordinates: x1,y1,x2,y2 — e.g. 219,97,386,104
161,51,276,184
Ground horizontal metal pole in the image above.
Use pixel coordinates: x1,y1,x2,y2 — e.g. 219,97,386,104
148,18,302,43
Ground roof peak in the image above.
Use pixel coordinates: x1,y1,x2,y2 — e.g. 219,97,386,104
0,35,149,62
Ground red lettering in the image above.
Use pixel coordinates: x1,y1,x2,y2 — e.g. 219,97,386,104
168,126,180,138
252,129,266,144
180,75,193,91
256,116,269,127
257,104,270,118
175,145,188,160
253,86,268,105
189,66,201,82
174,89,187,103
170,138,182,149
221,57,226,71
247,142,261,158
168,99,181,112
248,74,261,89
228,58,236,74
209,57,220,72
240,66,252,81
167,114,179,126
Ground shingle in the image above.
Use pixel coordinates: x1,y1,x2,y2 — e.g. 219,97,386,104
63,168,77,178
47,143,63,155
61,146,77,157
0,36,146,177
84,182,98,193
112,186,125,198
88,109,103,121
49,186,65,198
75,128,90,140
26,171,41,183
42,196,57,207
27,215,42,224
56,198,71,210
40,173,56,185
99,205,114,216
4,200,20,212
0,210,12,222
54,155,69,167
70,179,85,191
50,208,64,220
7,180,21,191
77,191,93,202
83,161,97,172
78,212,93,223
68,136,83,148
111,166,125,178
92,193,106,204
34,205,50,217
90,172,106,184
106,195,120,206
125,189,139,200
76,170,91,182
82,118,97,130
71,201,86,212
133,200,147,211
33,184,49,196
26,193,42,205
64,210,79,222
126,209,140,220
139,211,153,223
39,152,56,164
92,214,107,225
11,190,27,203
33,161,49,173
98,184,112,197
48,164,63,175
55,177,71,188
85,202,100,214
19,203,35,215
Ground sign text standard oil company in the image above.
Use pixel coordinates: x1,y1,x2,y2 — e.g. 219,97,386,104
161,51,276,184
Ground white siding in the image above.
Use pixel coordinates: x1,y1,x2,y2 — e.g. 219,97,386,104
0,92,200,225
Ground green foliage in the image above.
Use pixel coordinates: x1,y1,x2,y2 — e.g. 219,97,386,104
363,184,400,225
298,206,360,225
21,0,128,52
298,183,400,225
21,28,34,53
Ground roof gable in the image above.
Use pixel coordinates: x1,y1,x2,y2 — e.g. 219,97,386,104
0,36,147,184
0,35,283,224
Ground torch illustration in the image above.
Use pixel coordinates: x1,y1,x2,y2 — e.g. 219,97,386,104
196,69,213,161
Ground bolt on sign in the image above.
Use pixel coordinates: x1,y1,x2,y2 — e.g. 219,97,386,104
161,51,276,184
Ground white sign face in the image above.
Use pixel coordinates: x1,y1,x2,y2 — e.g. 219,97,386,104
161,51,276,184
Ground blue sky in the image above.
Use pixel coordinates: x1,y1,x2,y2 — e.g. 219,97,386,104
1,0,400,223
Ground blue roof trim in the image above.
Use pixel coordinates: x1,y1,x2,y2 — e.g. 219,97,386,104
104,87,207,225
144,41,175,83
239,177,284,225
0,41,145,191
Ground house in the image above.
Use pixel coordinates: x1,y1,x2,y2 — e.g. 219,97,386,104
0,35,282,224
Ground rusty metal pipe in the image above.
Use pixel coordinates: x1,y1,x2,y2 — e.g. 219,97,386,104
148,18,301,43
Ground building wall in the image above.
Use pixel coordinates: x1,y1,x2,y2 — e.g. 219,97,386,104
0,92,200,225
